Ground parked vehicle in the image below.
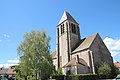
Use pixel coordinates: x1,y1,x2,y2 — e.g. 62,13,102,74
115,75,120,80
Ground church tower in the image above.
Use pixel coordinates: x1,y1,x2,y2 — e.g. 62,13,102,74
56,11,80,73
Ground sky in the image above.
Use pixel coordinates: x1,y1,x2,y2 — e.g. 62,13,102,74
0,0,120,68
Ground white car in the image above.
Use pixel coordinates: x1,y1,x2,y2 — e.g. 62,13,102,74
114,75,120,80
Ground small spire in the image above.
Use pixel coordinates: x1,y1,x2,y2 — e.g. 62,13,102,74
58,11,78,25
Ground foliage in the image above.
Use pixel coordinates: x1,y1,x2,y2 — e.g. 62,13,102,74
52,68,62,79
52,74,97,80
3,74,8,78
57,68,62,75
96,62,120,79
53,75,64,80
111,65,120,78
67,74,98,80
27,76,35,80
15,30,53,80
52,66,57,76
97,62,112,79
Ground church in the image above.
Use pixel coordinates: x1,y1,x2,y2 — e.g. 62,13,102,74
51,11,113,75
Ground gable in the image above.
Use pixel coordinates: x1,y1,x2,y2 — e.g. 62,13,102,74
89,33,113,66
89,33,110,55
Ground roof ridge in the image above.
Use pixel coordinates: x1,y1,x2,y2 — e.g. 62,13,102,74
72,33,99,53
89,32,100,48
58,11,78,25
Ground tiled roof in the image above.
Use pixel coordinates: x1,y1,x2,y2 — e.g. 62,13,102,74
114,62,120,68
6,69,16,75
63,58,88,68
50,51,56,59
72,33,99,53
0,68,16,75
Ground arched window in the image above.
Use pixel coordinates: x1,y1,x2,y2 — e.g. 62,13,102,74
71,23,74,33
73,24,76,33
71,23,76,34
61,24,64,35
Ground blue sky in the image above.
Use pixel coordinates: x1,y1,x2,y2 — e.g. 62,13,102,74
0,0,120,67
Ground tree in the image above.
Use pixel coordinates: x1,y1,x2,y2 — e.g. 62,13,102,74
57,68,62,75
16,30,53,80
111,65,120,78
97,62,112,79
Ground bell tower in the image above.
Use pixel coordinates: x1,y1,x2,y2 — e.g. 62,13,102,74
56,11,80,74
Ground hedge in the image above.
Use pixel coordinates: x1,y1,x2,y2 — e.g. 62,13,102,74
67,74,98,80
52,74,98,80
52,75,64,80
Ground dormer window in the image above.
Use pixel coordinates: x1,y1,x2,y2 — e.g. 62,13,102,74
61,24,64,35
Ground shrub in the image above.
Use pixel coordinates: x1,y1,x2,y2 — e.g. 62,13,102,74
52,74,98,80
57,68,62,75
111,65,120,78
52,75,64,80
67,74,98,80
97,62,112,79
27,76,35,80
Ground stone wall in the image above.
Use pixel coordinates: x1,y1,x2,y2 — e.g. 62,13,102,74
71,50,91,74
77,65,89,74
70,33,80,51
90,34,113,68
72,50,91,67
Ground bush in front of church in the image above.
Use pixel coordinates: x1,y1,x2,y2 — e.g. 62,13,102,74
52,68,63,79
111,65,120,78
66,74,98,80
97,62,119,79
97,62,111,79
52,74,98,80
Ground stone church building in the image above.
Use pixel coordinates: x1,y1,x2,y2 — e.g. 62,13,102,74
51,11,113,75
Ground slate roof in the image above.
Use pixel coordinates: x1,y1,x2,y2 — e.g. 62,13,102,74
72,33,99,53
58,11,78,25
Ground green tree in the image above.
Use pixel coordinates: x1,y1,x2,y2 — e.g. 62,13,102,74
57,68,62,75
111,65,120,78
16,30,53,80
97,62,112,79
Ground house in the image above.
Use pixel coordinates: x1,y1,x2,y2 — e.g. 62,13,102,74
114,62,120,71
51,11,113,75
0,67,16,78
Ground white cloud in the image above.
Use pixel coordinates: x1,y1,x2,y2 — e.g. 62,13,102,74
103,37,120,57
2,34,10,38
0,58,19,68
109,50,120,57
0,34,10,42
7,58,19,63
0,63,18,68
